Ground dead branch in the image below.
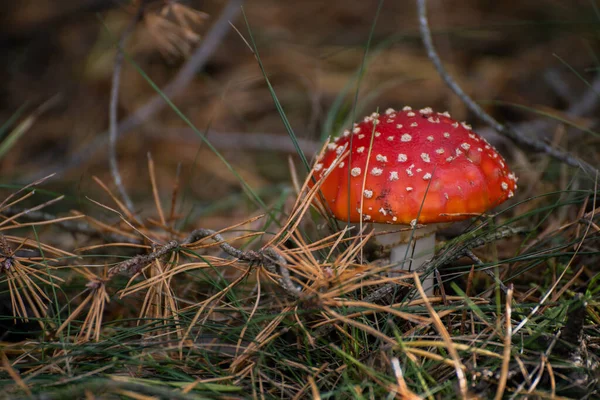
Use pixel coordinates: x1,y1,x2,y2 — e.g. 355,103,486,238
26,0,244,183
106,227,301,297
108,2,146,215
416,0,598,176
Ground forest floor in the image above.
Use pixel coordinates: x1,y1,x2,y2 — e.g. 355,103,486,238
0,1,599,398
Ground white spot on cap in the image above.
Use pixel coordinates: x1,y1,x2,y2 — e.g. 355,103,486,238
421,153,431,163
387,136,395,141
385,108,395,115
358,134,365,139
446,156,454,162
343,130,350,137
314,163,323,171
401,134,412,142
333,137,340,143
398,153,408,162
439,111,451,117
371,167,383,176
406,164,415,176
392,216,397,222
419,107,433,114
416,168,422,173
452,122,459,128
443,132,450,138
410,122,418,127
444,193,449,199
338,162,345,168
396,124,403,129
407,111,416,117
501,182,508,190
363,214,372,221
477,147,483,152
508,191,514,198
410,219,417,227
427,136,434,142
423,173,432,180
379,208,387,216
351,167,361,177
327,143,337,150
336,146,344,154
406,187,413,192
461,122,472,130
436,148,445,154
461,143,471,151
427,117,440,123
375,131,382,137
357,146,365,153
376,154,388,162
353,127,361,134
364,190,373,198
389,171,399,181
402,106,412,111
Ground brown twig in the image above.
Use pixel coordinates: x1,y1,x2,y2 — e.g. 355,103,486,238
184,228,301,297
464,249,508,294
108,2,146,215
416,0,598,176
106,227,301,297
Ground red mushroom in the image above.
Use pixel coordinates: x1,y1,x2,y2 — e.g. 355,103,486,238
312,106,517,291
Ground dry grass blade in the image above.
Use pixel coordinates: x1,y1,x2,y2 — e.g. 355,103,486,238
0,196,64,229
0,174,55,211
92,176,138,224
414,273,467,398
147,153,166,227
136,252,181,341
495,284,513,400
0,235,63,323
391,357,421,400
55,268,110,342
1,351,32,395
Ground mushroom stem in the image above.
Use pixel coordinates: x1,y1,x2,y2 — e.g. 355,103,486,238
371,224,438,295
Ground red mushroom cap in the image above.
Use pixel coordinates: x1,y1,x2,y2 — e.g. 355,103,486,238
313,107,517,224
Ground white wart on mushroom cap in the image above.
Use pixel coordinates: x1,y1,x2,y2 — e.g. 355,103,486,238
313,107,517,224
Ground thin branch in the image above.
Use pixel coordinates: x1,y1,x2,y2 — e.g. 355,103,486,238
107,227,301,297
464,249,508,293
27,0,244,183
108,3,146,215
416,0,597,176
152,127,321,154
184,228,301,297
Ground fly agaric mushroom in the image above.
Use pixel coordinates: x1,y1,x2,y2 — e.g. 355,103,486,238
312,106,517,292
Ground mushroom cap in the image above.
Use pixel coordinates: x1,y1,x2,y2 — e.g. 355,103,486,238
313,107,517,224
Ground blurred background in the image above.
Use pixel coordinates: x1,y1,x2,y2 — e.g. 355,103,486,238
0,0,598,229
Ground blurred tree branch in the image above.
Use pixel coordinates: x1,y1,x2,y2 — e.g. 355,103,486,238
26,0,244,183
417,0,598,177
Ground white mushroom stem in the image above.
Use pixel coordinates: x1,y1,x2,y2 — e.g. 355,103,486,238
371,223,439,295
